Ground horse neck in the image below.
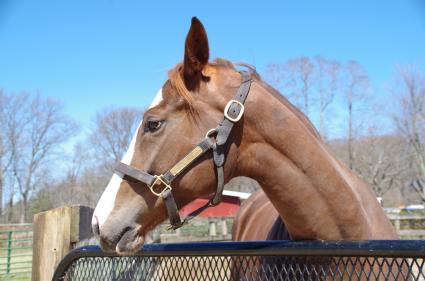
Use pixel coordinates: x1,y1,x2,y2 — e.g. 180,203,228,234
235,81,396,240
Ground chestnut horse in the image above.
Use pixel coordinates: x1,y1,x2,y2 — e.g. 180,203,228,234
232,189,289,241
91,17,397,255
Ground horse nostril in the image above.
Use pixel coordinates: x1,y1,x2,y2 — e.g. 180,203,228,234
92,215,100,238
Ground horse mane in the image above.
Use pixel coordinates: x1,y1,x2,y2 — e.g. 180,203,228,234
167,58,321,139
258,80,322,139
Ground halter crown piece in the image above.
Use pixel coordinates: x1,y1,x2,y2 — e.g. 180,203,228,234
115,71,252,230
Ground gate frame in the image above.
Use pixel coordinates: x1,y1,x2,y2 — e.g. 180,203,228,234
52,240,425,281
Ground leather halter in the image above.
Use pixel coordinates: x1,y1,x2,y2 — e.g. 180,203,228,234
115,71,252,230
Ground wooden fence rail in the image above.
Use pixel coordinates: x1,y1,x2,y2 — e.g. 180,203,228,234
388,214,425,237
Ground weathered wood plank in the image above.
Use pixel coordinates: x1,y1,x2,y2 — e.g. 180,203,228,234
31,205,93,281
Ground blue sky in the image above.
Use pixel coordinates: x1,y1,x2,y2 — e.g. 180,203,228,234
1,0,425,133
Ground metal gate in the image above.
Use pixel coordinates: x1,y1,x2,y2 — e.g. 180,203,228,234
0,228,33,280
52,240,425,281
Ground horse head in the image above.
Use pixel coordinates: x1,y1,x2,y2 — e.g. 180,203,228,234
92,17,247,254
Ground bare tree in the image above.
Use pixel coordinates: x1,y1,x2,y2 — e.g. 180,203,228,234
89,107,144,171
51,142,108,208
1,93,78,222
289,57,315,116
392,66,425,202
0,92,31,221
47,165,108,209
343,60,370,170
315,56,340,139
46,107,143,208
0,91,10,219
354,132,407,197
267,57,315,117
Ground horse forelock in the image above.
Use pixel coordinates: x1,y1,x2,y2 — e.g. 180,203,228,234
166,59,257,108
168,64,195,108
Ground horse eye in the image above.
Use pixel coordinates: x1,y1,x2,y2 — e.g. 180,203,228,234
145,120,163,132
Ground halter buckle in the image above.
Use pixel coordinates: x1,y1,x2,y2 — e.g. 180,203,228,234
150,175,172,197
224,100,244,122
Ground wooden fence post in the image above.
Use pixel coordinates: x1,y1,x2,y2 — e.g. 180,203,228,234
394,216,401,233
209,218,217,236
221,219,228,236
31,205,94,281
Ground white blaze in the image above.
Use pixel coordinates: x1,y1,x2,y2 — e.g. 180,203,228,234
93,89,163,228
149,88,164,108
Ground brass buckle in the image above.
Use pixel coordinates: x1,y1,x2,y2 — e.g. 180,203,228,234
149,175,172,197
224,100,244,122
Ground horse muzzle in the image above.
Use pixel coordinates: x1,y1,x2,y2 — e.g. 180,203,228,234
92,214,144,255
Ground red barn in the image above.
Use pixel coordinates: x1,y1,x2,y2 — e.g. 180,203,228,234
179,190,251,217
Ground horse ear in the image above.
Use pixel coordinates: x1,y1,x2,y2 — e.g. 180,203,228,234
183,17,209,91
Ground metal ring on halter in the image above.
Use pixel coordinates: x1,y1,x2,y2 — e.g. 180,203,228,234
205,128,218,139
149,175,172,197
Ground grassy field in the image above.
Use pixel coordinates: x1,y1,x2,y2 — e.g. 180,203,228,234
1,272,31,281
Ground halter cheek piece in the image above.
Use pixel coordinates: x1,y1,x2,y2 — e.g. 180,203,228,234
115,71,252,230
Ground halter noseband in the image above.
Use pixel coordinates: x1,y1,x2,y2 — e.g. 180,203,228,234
115,71,252,230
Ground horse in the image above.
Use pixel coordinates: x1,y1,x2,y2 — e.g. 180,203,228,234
232,189,289,241
91,17,398,256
